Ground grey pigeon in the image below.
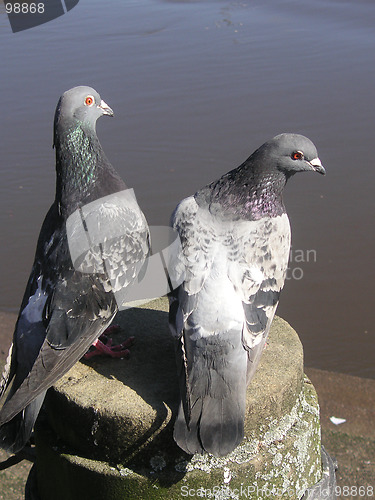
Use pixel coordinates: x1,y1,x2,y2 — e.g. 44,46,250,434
169,133,325,457
0,86,150,453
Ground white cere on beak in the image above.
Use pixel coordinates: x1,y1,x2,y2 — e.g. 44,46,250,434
99,99,114,116
309,157,326,175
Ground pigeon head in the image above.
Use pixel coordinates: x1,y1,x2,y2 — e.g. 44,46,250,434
52,87,118,213
256,133,325,177
196,133,325,220
54,86,113,145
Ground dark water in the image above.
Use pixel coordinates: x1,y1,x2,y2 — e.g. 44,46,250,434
1,0,374,377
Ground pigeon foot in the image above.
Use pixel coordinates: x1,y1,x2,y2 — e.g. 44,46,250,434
83,325,135,360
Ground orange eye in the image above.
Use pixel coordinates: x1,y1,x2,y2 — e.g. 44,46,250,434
85,96,94,106
292,151,304,160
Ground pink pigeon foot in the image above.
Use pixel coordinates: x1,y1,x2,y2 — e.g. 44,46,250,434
83,324,135,360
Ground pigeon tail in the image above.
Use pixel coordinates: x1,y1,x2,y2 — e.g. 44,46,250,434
0,338,46,453
0,393,45,454
174,328,247,457
174,390,246,457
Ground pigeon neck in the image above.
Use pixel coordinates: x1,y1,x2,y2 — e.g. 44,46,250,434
244,172,287,219
54,122,110,216
196,167,287,221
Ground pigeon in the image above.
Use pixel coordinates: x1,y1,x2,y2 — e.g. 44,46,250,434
0,86,150,454
169,133,325,457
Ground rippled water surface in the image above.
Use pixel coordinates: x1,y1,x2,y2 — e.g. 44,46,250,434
1,0,374,377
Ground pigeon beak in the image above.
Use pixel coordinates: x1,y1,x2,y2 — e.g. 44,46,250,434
98,100,114,117
308,157,326,175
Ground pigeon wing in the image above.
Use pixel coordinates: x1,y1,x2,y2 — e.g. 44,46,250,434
169,196,217,425
170,201,291,456
0,199,150,427
170,195,215,299
0,273,116,426
0,205,60,405
227,213,291,381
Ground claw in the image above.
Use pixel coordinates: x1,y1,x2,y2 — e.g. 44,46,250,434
83,329,135,360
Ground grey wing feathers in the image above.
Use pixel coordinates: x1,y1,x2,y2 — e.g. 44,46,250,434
0,272,117,427
0,197,150,453
228,214,290,345
0,260,44,400
0,344,15,399
170,199,290,456
229,214,290,383
170,197,215,298
0,394,45,454
172,199,290,354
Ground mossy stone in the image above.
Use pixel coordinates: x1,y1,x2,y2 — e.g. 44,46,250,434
33,298,322,499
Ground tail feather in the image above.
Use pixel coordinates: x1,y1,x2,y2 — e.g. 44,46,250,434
174,328,247,457
0,321,46,453
0,393,45,454
174,400,203,455
199,395,245,456
174,393,245,457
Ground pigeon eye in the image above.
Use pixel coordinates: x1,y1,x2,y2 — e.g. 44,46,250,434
84,96,95,107
292,151,304,160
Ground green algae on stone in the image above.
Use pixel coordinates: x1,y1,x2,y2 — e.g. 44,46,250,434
34,299,323,500
34,379,322,500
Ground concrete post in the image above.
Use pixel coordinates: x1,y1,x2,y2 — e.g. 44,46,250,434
27,298,335,499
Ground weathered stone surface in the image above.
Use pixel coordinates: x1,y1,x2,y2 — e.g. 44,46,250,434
34,297,322,499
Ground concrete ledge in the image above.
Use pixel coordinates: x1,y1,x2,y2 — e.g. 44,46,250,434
33,298,322,499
